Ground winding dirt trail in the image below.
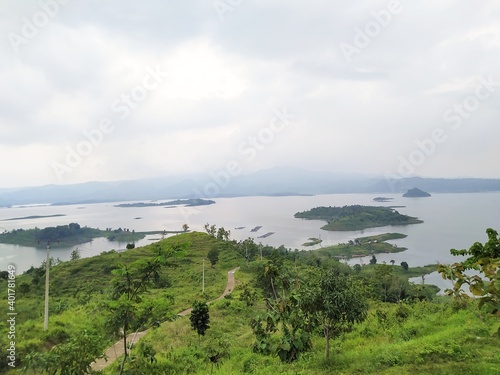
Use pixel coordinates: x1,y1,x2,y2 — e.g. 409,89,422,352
91,267,240,371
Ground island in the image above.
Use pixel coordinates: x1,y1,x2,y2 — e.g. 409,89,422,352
302,237,323,247
0,222,183,248
294,205,423,231
403,188,431,197
373,197,394,202
114,198,216,208
316,233,407,258
1,214,66,221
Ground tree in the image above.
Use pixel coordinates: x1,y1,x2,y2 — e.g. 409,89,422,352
190,301,210,347
70,248,80,261
105,245,172,375
369,255,377,265
126,243,135,250
205,334,231,375
23,330,106,375
300,270,368,361
182,223,189,232
390,259,395,265
438,228,500,334
400,261,409,271
207,248,219,267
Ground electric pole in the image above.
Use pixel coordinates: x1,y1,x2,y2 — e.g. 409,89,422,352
202,257,205,294
44,241,50,331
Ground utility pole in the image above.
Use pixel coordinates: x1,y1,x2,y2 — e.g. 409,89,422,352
245,244,249,268
202,257,205,294
259,244,262,261
44,240,50,331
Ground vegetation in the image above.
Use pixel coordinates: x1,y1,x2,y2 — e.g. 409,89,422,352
190,301,211,347
0,223,171,247
439,228,500,335
115,199,216,208
314,233,407,259
302,237,323,247
1,229,499,374
295,205,423,231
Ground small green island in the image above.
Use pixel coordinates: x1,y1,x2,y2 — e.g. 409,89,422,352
0,214,67,221
403,188,431,197
0,222,181,248
294,205,423,231
302,237,323,247
114,198,215,208
317,233,407,258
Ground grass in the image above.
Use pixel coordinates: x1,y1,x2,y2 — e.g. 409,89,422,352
1,232,498,374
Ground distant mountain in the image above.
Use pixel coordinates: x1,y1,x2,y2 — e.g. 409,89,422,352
1,167,500,205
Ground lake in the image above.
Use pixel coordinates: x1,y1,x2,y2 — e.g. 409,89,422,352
1,193,499,286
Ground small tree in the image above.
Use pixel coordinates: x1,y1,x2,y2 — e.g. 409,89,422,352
190,301,210,347
126,243,135,250
207,248,219,267
439,228,500,334
369,255,377,265
400,261,409,271
301,271,368,361
205,335,231,375
182,223,189,232
70,248,80,261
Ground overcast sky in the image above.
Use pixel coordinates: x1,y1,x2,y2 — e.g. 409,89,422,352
0,0,499,188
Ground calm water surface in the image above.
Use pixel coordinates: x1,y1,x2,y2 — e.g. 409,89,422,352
1,193,499,280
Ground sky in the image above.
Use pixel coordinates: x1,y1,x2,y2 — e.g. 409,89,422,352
0,0,499,188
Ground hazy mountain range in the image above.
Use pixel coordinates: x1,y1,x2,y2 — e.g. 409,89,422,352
2,167,500,206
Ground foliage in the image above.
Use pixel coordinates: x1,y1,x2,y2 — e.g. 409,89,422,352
300,270,368,361
190,301,210,347
22,330,106,375
207,248,219,267
204,334,231,375
439,228,500,334
401,261,409,271
294,205,423,231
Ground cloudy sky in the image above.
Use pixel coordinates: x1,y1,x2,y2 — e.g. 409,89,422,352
0,0,499,188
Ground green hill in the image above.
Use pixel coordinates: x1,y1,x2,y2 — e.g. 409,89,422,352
0,231,498,374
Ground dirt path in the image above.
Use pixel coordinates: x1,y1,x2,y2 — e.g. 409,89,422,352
91,267,240,371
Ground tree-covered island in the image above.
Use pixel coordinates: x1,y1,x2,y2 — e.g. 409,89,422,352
114,198,215,208
294,205,423,231
0,223,178,248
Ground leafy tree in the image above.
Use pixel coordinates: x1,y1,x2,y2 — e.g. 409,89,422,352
105,245,173,375
400,261,409,271
300,270,368,361
369,255,377,265
182,223,189,232
439,228,500,334
70,248,81,260
190,301,210,347
390,259,395,265
126,243,135,250
205,334,231,375
207,248,219,267
204,223,217,237
23,330,106,375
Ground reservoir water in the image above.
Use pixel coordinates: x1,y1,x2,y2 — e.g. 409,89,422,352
1,193,499,285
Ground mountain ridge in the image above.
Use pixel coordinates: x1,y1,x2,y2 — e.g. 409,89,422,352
2,167,500,205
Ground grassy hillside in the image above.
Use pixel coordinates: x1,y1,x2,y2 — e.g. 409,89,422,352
1,231,498,374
